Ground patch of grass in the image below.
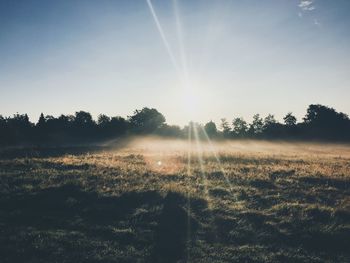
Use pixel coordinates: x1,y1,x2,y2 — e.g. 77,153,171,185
0,139,349,262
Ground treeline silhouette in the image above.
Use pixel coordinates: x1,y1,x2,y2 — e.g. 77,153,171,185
1,104,350,146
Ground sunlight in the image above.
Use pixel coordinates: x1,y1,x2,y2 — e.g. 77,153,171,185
147,0,209,123
146,0,180,75
146,0,216,213
185,121,192,261
193,124,212,209
182,88,200,120
199,125,234,193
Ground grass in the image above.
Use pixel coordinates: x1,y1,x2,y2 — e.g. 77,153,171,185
0,138,350,262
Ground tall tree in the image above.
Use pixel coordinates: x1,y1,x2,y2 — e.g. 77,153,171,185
37,113,46,128
128,107,165,133
249,114,264,135
232,117,248,137
204,121,217,138
283,112,297,126
74,111,94,126
97,114,111,128
264,114,276,128
220,118,231,138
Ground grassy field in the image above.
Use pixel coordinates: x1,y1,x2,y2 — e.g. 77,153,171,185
0,138,350,262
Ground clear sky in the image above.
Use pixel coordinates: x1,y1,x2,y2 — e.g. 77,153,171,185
1,0,349,126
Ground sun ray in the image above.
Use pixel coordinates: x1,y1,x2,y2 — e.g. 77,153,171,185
146,0,181,76
192,124,213,209
199,126,234,193
173,0,189,85
185,121,192,262
146,0,195,120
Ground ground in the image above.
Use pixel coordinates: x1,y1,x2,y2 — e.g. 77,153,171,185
0,138,350,262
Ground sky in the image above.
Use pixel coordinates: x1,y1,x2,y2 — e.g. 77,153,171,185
0,0,350,126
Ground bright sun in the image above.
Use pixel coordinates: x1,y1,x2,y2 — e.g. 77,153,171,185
181,85,201,121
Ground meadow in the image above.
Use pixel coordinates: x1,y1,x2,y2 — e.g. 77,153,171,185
0,138,349,262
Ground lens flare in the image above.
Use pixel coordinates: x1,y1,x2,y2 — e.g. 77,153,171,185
146,0,181,75
145,1,233,253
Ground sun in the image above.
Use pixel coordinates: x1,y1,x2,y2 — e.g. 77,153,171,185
182,86,200,121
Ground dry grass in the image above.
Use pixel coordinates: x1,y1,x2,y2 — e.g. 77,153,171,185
0,138,349,262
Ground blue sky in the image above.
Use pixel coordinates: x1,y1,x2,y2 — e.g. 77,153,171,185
1,0,350,126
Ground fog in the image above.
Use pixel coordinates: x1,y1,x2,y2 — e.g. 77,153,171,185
110,136,350,159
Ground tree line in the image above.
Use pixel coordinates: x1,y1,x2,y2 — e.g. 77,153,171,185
0,104,350,146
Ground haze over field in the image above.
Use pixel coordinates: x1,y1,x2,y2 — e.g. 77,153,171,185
1,0,350,125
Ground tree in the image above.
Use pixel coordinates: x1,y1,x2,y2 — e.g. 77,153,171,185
263,114,277,130
232,117,248,137
249,114,264,135
37,113,46,128
263,114,284,138
128,107,165,133
0,115,7,145
302,104,350,140
5,113,32,143
110,116,128,135
57,114,74,126
74,111,94,126
303,104,348,125
35,113,48,142
72,111,96,138
96,114,128,138
220,118,231,138
283,112,297,126
97,114,111,128
204,121,217,138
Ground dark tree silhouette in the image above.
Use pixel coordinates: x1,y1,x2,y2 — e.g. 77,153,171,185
303,104,348,125
249,114,264,136
232,117,248,138
6,113,33,144
128,107,165,134
262,114,285,139
97,114,111,127
283,112,297,126
220,118,231,138
96,114,128,138
74,111,94,127
204,121,217,138
1,104,350,146
109,116,128,136
263,114,277,129
37,113,46,127
302,104,350,140
72,111,96,138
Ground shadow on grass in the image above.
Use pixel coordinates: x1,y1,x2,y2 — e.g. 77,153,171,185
0,185,202,263
0,146,109,160
1,179,349,262
0,138,133,160
299,176,350,190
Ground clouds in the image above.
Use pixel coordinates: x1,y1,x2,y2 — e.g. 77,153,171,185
297,0,320,26
298,0,315,11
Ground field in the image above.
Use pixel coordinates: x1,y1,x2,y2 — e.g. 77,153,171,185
0,138,350,263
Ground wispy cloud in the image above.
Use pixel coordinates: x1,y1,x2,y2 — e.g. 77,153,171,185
298,0,316,11
314,19,320,26
297,0,320,26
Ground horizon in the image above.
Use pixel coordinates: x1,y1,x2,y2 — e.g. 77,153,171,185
1,0,350,126
1,103,350,129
